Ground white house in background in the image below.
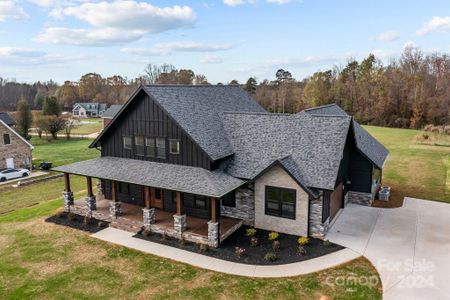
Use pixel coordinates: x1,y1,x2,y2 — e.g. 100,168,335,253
72,103,108,118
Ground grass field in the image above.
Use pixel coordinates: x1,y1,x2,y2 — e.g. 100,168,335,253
31,137,99,167
65,118,103,135
365,126,450,206
0,192,381,299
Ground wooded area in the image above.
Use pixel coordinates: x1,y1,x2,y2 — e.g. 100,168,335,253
1,47,449,128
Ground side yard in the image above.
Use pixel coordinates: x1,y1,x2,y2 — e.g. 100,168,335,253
365,126,450,207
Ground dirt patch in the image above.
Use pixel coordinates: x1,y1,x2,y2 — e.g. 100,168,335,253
135,226,343,265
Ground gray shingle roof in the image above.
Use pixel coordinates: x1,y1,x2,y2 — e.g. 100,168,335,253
304,104,389,168
52,156,245,198
102,105,123,118
142,85,266,160
0,112,15,126
220,112,351,190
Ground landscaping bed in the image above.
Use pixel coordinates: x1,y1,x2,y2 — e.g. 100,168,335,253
134,225,343,265
46,212,109,233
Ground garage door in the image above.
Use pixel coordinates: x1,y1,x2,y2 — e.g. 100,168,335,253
330,182,343,220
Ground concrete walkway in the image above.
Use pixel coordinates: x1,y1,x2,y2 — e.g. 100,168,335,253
92,227,360,278
326,198,450,300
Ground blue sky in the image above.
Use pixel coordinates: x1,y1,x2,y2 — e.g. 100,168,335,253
1,0,450,84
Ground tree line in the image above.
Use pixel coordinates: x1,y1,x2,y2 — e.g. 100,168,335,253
3,46,450,130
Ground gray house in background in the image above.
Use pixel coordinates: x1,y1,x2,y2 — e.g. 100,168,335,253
72,103,108,118
54,86,389,248
101,105,122,128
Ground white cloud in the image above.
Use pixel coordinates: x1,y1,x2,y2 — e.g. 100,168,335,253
403,41,417,49
35,27,144,46
417,16,450,35
223,0,256,7
376,30,400,42
0,1,29,22
200,55,224,64
370,49,396,59
0,46,85,65
35,1,196,46
122,41,233,56
267,0,291,4
27,0,98,8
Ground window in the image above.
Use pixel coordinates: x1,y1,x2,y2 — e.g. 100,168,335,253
169,139,180,154
156,138,166,159
119,182,129,194
183,193,207,210
154,188,162,200
123,136,132,150
135,136,145,156
322,191,331,222
3,134,11,145
222,191,236,207
265,186,296,219
145,137,155,158
170,191,178,204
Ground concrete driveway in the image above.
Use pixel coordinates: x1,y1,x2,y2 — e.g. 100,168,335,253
326,198,450,300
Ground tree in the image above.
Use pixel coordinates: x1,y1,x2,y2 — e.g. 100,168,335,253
63,118,77,140
42,116,66,140
176,69,195,84
229,79,239,85
42,96,62,116
194,74,208,85
245,77,257,94
16,99,33,139
275,69,293,84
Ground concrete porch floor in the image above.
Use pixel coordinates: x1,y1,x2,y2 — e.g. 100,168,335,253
73,198,242,242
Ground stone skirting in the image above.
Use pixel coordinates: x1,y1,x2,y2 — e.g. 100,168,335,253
85,196,96,212
346,191,373,206
308,194,329,238
220,183,255,226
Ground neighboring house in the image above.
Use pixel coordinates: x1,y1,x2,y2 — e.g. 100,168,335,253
0,119,33,170
72,103,108,118
54,86,389,248
0,112,16,128
101,105,122,128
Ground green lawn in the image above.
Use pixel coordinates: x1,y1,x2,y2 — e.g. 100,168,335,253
68,118,103,135
365,126,450,205
0,187,381,299
31,137,99,167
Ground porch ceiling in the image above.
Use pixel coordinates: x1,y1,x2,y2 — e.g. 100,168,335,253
52,156,245,198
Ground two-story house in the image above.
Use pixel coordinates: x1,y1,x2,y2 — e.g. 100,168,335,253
53,85,389,248
72,103,108,118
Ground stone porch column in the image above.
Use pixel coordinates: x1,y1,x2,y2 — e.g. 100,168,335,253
110,181,121,218
85,176,96,217
173,191,187,235
207,221,219,248
63,173,74,212
143,208,155,229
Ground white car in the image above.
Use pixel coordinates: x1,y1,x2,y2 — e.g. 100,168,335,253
0,168,30,182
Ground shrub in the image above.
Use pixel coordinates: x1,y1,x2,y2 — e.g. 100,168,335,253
179,237,187,246
246,228,257,237
268,231,279,241
272,240,281,251
422,133,429,140
235,247,246,258
199,244,209,252
297,246,307,256
297,236,310,246
142,229,152,237
264,252,278,262
56,210,65,218
250,236,259,247
83,216,91,226
323,239,332,247
161,232,167,240
97,221,106,229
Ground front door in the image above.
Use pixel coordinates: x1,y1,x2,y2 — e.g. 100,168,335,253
6,158,14,168
330,182,344,221
151,188,164,209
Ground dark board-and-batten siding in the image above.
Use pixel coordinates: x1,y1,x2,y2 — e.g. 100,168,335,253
100,91,212,170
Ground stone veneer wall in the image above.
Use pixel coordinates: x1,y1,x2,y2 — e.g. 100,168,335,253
254,165,309,236
0,123,32,170
308,193,330,238
346,191,373,206
220,183,255,226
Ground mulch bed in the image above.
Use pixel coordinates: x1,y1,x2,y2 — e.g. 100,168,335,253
134,225,344,265
46,212,109,233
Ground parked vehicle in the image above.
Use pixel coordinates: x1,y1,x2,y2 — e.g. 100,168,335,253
39,162,53,170
0,168,30,182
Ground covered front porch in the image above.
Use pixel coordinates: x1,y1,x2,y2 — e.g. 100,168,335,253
53,157,247,247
